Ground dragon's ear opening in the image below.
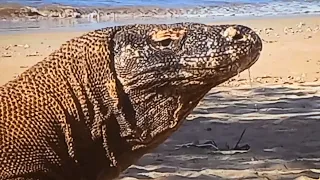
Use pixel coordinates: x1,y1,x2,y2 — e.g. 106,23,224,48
158,38,172,47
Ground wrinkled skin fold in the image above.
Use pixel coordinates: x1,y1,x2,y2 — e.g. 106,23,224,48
0,22,262,180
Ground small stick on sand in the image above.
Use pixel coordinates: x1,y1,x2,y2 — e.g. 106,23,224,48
233,128,247,150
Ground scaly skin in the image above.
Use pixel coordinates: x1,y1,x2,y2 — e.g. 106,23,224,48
0,23,262,180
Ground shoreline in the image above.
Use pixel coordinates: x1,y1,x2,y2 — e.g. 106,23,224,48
0,1,320,33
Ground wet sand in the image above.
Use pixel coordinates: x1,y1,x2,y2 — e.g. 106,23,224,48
1,15,320,179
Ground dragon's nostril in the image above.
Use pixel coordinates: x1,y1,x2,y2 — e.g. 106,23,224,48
232,33,243,40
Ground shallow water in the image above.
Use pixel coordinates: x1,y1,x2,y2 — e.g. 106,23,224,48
0,0,272,7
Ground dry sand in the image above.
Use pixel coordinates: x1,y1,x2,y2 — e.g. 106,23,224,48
1,15,320,179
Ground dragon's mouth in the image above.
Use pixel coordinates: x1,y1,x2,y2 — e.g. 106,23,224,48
241,52,259,71
247,48,262,69
247,32,263,68
251,52,261,65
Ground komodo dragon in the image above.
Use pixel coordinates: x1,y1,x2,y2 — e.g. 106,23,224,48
0,22,262,180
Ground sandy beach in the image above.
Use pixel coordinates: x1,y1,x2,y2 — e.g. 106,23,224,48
1,15,320,179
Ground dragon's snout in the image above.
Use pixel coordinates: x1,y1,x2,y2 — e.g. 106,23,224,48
221,24,263,69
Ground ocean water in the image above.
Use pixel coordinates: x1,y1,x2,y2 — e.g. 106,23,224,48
1,0,265,7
